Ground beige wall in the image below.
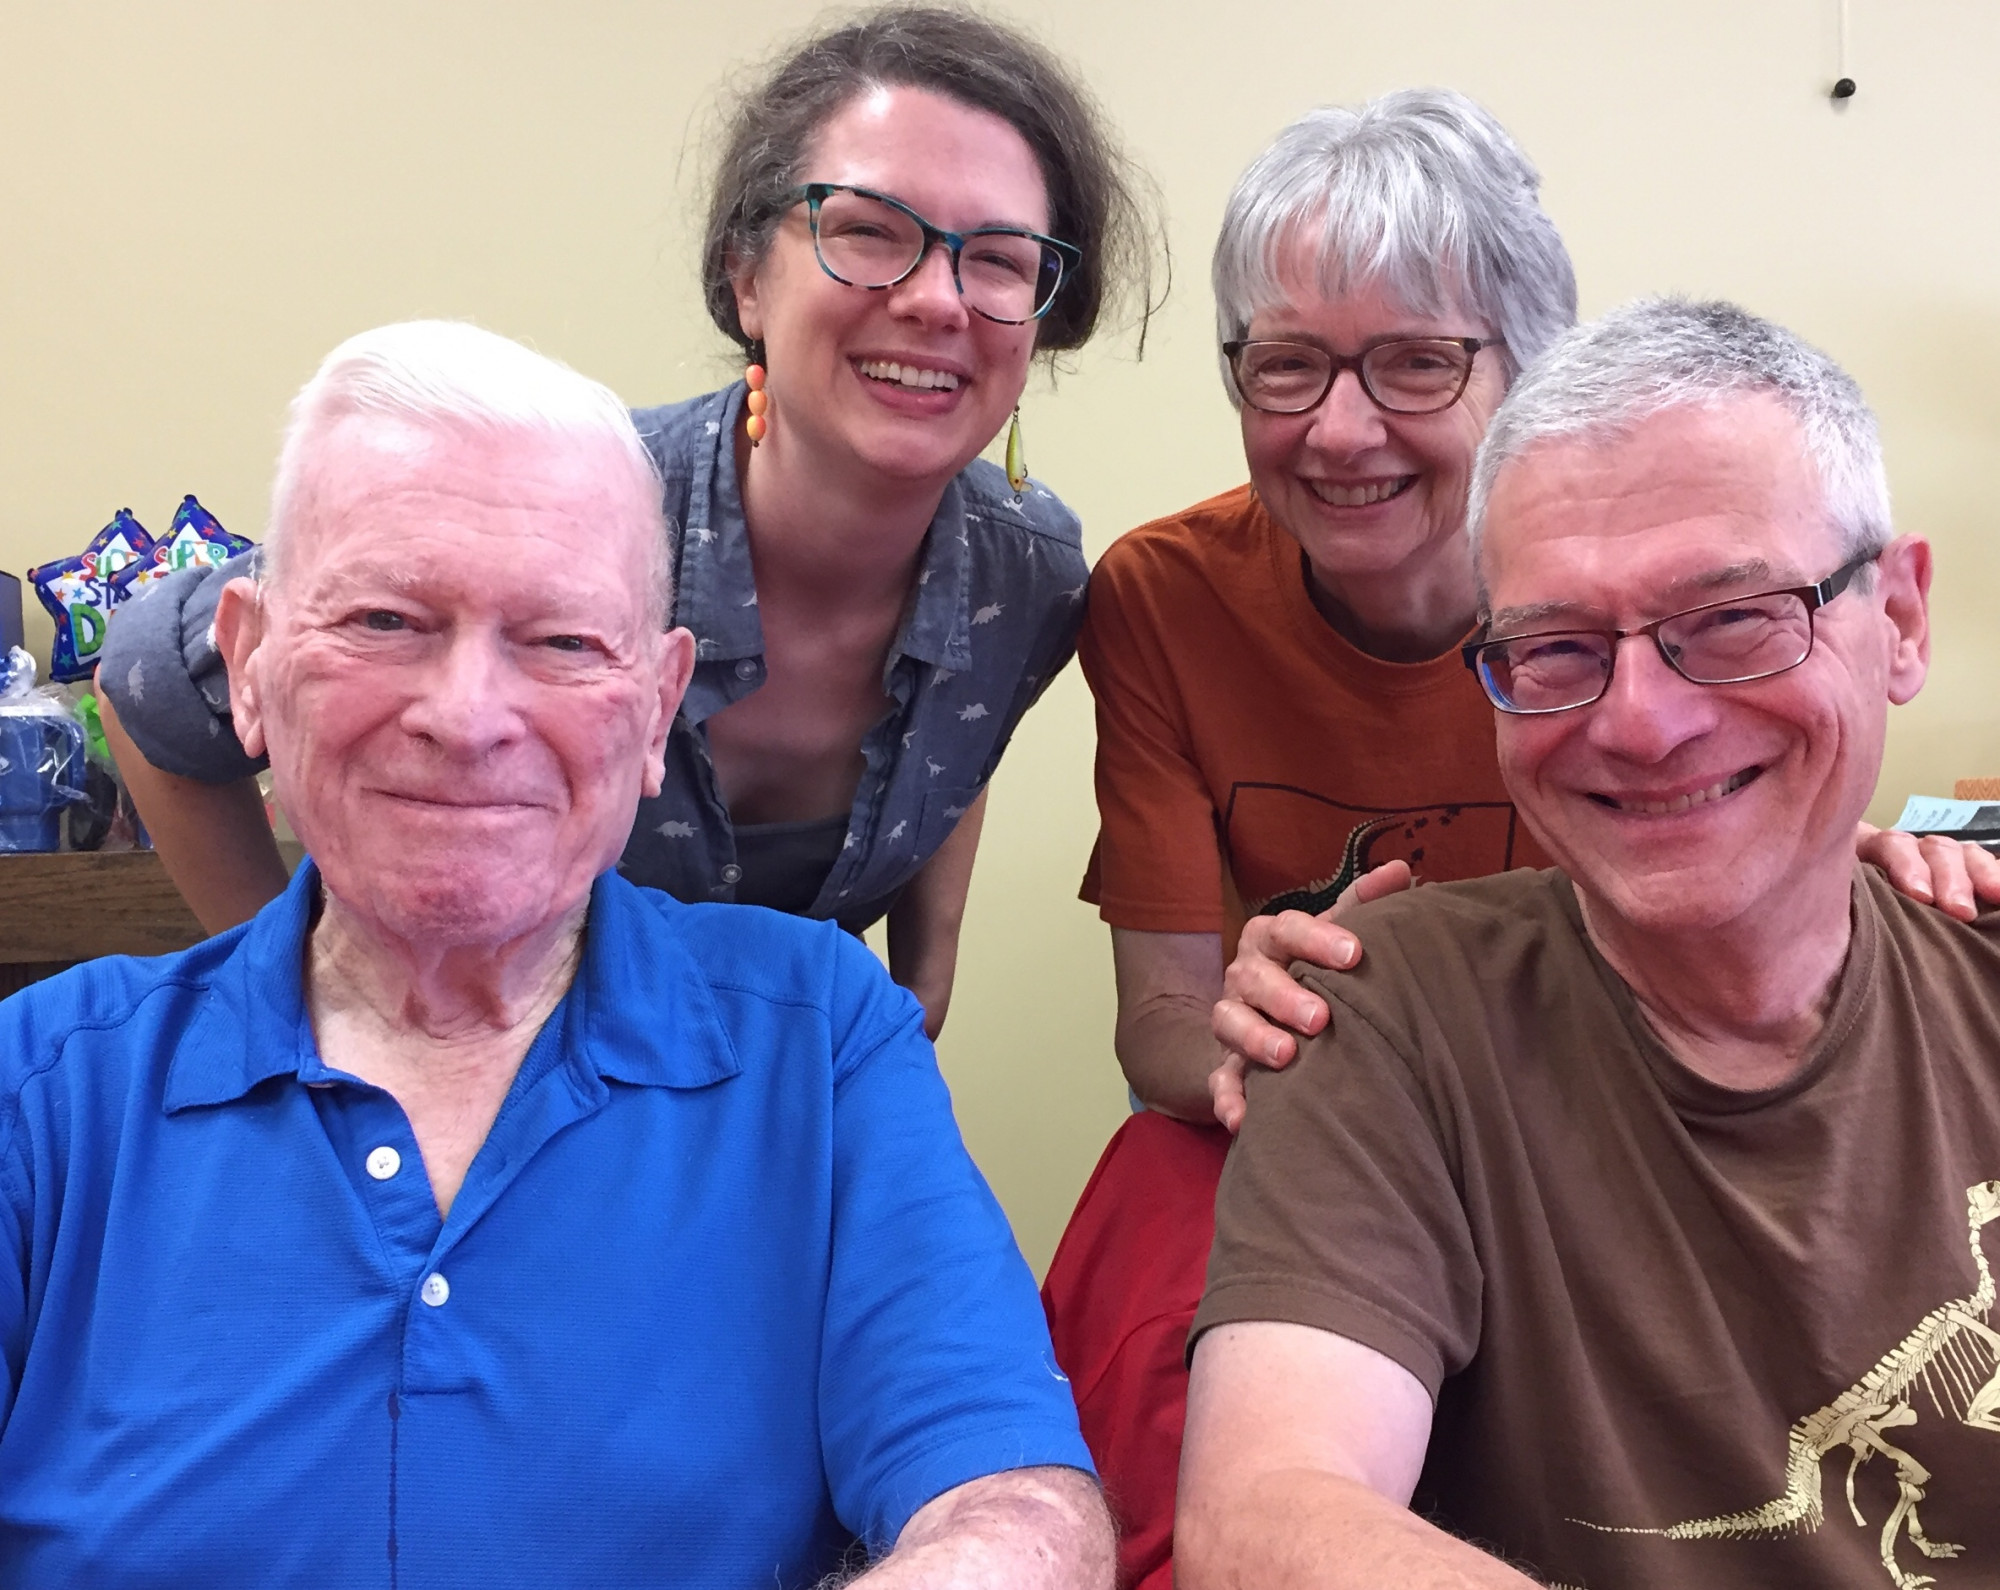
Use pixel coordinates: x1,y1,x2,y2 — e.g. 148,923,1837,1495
4,0,1995,1271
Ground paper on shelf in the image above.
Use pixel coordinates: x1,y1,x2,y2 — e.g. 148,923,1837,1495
1891,795,2000,832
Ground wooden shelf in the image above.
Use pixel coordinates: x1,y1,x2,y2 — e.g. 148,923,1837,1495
0,851,205,963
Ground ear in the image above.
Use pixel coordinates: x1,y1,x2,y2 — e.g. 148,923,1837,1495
212,575,272,759
1874,534,1931,706
727,251,765,345
640,626,697,799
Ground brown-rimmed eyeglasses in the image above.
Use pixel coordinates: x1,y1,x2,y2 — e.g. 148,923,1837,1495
1462,551,1879,715
1222,336,1498,416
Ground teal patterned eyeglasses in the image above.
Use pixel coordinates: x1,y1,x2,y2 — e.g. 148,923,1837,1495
788,183,1081,325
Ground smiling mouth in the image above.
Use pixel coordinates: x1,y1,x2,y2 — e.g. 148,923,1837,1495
381,791,540,813
857,359,962,392
1589,766,1763,815
1306,475,1417,508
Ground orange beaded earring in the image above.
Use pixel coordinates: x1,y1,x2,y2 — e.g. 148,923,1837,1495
744,356,769,446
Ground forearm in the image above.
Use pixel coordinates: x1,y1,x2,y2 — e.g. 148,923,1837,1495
854,1467,1113,1590
887,790,986,1040
1178,1468,1541,1590
98,687,288,932
1116,994,1226,1120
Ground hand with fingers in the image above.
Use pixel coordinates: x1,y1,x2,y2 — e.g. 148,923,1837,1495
1856,821,2000,921
1207,860,1414,1133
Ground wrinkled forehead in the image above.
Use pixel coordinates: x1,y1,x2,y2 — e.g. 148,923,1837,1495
285,414,661,599
1478,398,1834,624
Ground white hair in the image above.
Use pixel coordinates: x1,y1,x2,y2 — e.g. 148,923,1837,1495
1467,297,1892,572
1211,88,1578,395
263,320,669,621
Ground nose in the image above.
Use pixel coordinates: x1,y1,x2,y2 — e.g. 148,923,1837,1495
1302,366,1389,456
1584,634,1720,765
398,626,526,760
885,241,971,331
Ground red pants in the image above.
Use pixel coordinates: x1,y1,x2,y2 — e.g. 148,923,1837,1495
1041,1111,1230,1590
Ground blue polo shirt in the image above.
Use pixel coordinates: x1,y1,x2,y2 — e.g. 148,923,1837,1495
0,865,1090,1587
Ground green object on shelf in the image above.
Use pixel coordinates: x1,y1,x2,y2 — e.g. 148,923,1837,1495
73,690,111,765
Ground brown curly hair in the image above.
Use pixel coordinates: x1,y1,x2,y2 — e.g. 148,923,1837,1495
699,5,1162,357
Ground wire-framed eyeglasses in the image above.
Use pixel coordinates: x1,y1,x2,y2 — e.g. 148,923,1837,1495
787,183,1082,326
1223,336,1498,416
1462,550,1880,716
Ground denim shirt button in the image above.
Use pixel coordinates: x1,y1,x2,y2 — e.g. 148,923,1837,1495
733,658,758,681
720,863,743,884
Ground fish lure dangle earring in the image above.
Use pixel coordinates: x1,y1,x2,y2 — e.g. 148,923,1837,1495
744,348,769,446
1004,406,1027,499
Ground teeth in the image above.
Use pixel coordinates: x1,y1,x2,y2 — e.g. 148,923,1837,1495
859,359,961,391
1618,768,1756,815
1309,477,1412,507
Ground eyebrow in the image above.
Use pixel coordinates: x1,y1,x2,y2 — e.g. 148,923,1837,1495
1486,559,1785,635
817,182,1048,235
1245,329,1462,349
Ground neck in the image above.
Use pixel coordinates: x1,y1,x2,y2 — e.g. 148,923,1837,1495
738,419,943,608
1576,865,1856,1092
306,889,585,1053
1302,539,1479,662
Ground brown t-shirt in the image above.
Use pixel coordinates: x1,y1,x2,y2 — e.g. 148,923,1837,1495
1077,485,1547,956
1196,866,2000,1589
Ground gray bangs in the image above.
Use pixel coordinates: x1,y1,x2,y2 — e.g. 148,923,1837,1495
1212,90,1577,400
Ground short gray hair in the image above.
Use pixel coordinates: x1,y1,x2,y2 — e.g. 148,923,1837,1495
1467,297,1892,571
1211,89,1577,393
265,321,670,623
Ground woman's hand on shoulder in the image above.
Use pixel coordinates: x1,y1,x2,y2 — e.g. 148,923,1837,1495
1207,860,1414,1133
1856,821,2000,921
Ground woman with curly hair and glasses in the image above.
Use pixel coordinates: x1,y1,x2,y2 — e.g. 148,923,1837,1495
99,5,1158,1038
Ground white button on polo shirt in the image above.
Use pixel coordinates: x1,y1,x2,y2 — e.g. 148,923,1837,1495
365,1146,402,1181
421,1273,450,1307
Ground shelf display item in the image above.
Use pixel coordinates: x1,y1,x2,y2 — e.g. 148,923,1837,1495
0,648,88,853
109,496,255,602
25,510,156,683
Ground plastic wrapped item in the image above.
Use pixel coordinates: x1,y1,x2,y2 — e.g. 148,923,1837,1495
0,648,88,853
25,510,156,682
64,692,151,852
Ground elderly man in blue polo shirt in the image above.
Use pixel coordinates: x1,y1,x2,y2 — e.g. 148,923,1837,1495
0,322,1107,1588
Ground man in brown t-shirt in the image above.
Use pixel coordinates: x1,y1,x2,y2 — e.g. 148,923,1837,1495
1179,298,2000,1590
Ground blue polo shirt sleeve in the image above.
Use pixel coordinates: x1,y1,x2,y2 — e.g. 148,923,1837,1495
0,989,60,1432
816,938,1094,1550
0,1130,21,1432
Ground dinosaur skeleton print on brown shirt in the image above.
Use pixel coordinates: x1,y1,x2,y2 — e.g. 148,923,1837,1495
1195,865,2000,1590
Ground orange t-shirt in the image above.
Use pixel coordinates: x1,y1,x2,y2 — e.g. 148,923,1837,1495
1052,484,1552,1590
1079,483,1548,950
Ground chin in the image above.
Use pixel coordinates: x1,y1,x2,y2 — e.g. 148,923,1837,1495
1293,516,1438,580
322,844,591,950
1566,829,1812,940
853,429,980,487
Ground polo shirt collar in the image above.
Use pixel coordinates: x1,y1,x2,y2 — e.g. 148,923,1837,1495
675,382,976,684
164,863,739,1114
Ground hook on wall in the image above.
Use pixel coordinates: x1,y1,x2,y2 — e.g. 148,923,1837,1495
1831,0,1856,100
